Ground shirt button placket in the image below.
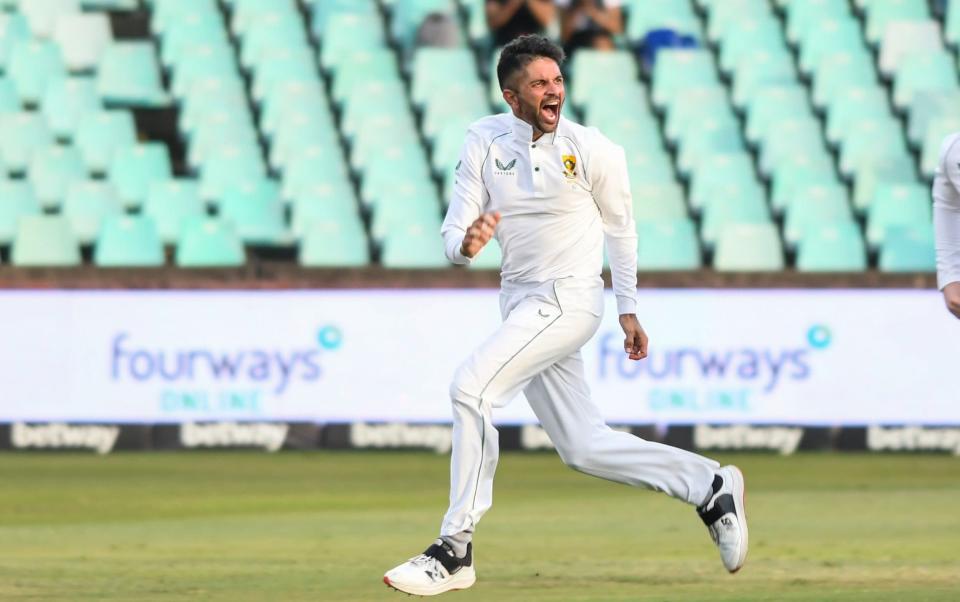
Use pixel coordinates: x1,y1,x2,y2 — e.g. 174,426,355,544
531,143,543,194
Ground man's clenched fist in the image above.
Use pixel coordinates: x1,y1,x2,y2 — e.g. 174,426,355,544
461,211,501,258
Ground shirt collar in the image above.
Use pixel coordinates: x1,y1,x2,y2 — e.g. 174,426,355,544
510,113,561,145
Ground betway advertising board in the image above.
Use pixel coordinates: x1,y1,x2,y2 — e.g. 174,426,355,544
0,290,957,425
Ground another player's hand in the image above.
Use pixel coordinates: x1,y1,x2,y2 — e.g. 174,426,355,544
619,314,648,361
943,282,960,319
460,211,501,258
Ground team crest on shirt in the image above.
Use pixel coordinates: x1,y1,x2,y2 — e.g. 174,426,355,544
494,158,516,175
562,154,577,179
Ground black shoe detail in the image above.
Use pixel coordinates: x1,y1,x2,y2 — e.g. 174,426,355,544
697,493,737,526
423,541,472,575
710,474,723,495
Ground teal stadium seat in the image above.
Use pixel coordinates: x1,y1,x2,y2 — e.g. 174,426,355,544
0,112,54,173
390,0,458,57
796,222,867,272
713,223,785,271
852,156,917,214
949,0,960,46
798,17,864,75
94,215,165,267
718,16,786,75
411,48,477,107
825,86,891,146
864,0,929,44
879,225,936,272
0,77,18,112
838,118,909,176
907,90,960,147
380,223,448,269
811,49,876,109
0,180,39,244
636,219,702,270
169,44,237,99
706,0,772,43
921,116,960,178
109,143,173,210
19,0,81,38
320,13,386,72
217,179,290,245
893,51,959,111
866,183,932,248
770,154,838,214
175,218,246,267
330,49,400,107
62,180,122,244
652,49,718,109
311,0,378,38
732,51,796,109
689,153,757,212
144,179,206,244
280,145,351,203
75,110,138,173
700,185,771,246
42,77,100,139
569,50,638,108
199,145,266,201
782,183,852,247
746,85,811,144
290,182,360,236
54,13,112,72
97,42,169,106
0,14,30,74
11,215,81,267
625,0,699,42
664,85,731,143
786,0,851,44
632,183,689,220
298,218,370,267
8,40,66,104
28,145,86,210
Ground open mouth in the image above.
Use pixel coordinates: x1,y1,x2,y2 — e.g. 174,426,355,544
540,99,560,125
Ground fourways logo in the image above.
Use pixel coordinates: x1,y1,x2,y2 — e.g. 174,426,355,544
110,326,344,394
597,324,834,393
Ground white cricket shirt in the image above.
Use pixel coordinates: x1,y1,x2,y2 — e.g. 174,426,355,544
933,132,960,289
441,113,638,315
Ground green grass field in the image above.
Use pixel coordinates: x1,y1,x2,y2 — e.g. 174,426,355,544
1,451,958,601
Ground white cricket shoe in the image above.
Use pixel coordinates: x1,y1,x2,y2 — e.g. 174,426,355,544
697,465,748,573
383,540,476,596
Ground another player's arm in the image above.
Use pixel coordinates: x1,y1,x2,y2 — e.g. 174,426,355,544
934,136,960,319
441,130,497,263
591,140,648,360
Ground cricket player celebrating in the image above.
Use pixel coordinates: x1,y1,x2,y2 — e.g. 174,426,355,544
384,35,748,596
933,131,960,319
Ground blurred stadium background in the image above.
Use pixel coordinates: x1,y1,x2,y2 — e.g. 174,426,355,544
1,0,960,600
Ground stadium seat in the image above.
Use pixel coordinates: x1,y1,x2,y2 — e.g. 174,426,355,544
568,50,638,107
689,153,758,212
920,116,960,178
144,179,207,244
948,0,960,46
11,214,81,267
811,49,877,108
796,222,868,272
175,218,246,267
62,180,123,244
786,0,851,44
892,51,959,110
41,77,100,139
838,118,909,176
319,13,386,72
878,20,943,77
731,51,797,109
798,17,864,75
280,147,352,203
298,218,370,267
75,110,138,173
770,154,838,214
199,145,266,201
54,13,112,72
389,0,458,57
18,0,81,38
636,219,702,270
700,186,771,246
705,0,772,43
664,85,731,142
28,145,86,210
217,180,291,245
717,16,786,75
758,120,829,176
330,49,400,107
632,183,689,220
0,77,18,112
310,0,378,38
907,90,960,147
290,183,360,236
745,86,811,144
652,49,718,108
864,0,929,45
625,0,699,43
852,156,917,213
94,215,165,267
0,112,54,173
0,180,39,245
878,225,936,272
713,223,785,271
866,183,932,248
825,87,891,146
380,223,448,269
97,42,169,106
410,47,478,107
782,183,853,246
0,14,30,74
677,119,744,174
8,40,66,105
108,143,173,210
169,45,238,99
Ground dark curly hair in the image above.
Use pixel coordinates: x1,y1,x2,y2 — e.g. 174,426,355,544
496,34,566,91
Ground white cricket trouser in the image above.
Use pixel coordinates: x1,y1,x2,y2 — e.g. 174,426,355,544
440,277,719,541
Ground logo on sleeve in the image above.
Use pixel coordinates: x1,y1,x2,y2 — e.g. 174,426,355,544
455,160,461,171
562,154,577,179
494,158,516,175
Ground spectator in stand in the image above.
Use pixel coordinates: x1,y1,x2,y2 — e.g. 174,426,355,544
556,0,623,54
486,0,556,48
